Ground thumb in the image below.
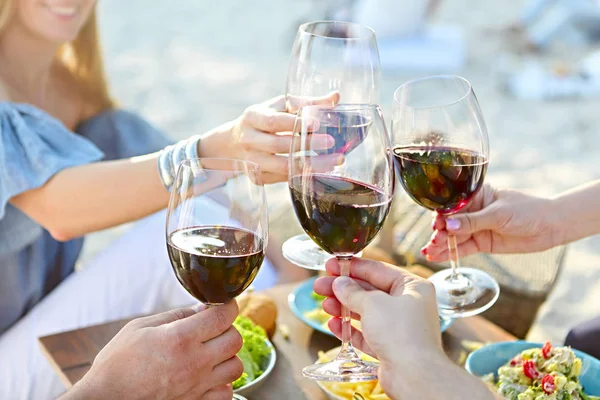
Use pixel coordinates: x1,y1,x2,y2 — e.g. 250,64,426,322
132,304,207,328
445,208,500,235
332,276,368,315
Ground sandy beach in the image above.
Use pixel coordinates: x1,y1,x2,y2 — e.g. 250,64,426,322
82,0,600,344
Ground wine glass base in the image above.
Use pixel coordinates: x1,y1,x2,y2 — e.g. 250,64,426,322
282,235,332,270
282,234,363,270
429,267,500,319
302,358,379,382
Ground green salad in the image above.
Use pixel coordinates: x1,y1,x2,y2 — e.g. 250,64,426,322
232,316,272,389
483,342,599,400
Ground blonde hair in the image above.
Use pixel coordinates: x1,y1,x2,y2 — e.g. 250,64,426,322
0,1,115,110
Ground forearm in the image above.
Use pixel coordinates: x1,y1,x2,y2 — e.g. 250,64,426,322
388,353,499,400
11,153,170,241
550,180,600,247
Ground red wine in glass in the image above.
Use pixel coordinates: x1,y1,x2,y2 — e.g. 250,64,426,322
290,104,394,382
167,226,265,305
315,111,370,156
289,174,391,256
391,75,500,319
392,145,488,215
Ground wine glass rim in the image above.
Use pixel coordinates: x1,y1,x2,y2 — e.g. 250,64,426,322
393,75,473,110
299,103,381,113
298,20,375,41
179,157,261,173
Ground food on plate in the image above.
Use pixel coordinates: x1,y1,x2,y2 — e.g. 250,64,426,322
317,350,390,400
483,342,600,400
303,292,329,328
237,290,277,338
232,316,273,390
304,292,361,330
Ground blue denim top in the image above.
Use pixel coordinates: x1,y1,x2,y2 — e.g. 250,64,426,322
0,102,172,333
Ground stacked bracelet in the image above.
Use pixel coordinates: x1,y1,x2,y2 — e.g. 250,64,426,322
157,135,202,192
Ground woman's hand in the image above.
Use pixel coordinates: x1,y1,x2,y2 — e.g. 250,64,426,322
422,184,559,262
67,302,242,400
200,93,339,184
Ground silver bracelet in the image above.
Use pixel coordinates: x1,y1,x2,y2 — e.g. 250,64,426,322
157,135,202,192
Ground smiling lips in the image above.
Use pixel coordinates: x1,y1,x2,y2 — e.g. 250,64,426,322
43,3,78,18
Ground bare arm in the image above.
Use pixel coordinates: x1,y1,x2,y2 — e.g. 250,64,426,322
10,153,169,241
550,179,600,247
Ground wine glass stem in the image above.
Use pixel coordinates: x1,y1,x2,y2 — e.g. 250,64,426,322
448,234,462,280
338,256,358,359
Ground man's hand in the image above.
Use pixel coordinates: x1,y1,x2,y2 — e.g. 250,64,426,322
65,302,242,400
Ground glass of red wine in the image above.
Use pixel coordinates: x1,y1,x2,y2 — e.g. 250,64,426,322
166,158,268,306
391,75,500,318
282,20,381,270
290,104,395,382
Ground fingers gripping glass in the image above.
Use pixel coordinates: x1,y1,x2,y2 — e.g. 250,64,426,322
391,75,500,318
290,105,395,382
282,20,381,270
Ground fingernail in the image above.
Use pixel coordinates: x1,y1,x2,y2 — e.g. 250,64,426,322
333,276,352,290
446,218,461,231
326,135,335,148
420,247,428,255
191,303,206,313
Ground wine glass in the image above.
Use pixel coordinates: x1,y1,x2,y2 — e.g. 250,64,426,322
166,158,268,306
282,20,381,270
391,75,500,318
290,104,395,381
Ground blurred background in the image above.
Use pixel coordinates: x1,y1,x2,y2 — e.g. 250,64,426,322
86,0,599,344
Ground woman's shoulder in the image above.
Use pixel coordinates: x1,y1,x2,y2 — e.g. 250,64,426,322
76,107,173,159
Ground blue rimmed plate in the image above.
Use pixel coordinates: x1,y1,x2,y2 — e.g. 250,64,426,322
288,277,453,336
466,341,600,396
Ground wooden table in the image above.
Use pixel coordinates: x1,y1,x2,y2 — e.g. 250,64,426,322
40,282,515,399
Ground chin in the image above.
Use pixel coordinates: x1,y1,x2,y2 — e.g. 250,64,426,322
30,24,83,45
45,31,80,45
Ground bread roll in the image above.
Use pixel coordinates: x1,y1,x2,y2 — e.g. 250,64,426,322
238,292,278,338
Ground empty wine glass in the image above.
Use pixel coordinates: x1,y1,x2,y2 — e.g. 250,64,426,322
390,75,500,318
290,104,395,381
282,20,381,270
166,158,268,306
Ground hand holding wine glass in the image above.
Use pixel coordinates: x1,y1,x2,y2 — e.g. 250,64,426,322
423,184,561,260
290,104,395,382
311,258,501,400
72,303,243,400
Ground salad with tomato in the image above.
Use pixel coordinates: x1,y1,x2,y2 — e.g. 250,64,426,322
483,342,599,400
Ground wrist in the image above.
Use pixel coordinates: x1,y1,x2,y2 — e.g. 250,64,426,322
546,196,566,248
197,120,237,159
386,350,497,400
383,349,452,398
60,375,105,400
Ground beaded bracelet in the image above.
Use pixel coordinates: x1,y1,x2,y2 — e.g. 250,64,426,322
157,135,202,192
